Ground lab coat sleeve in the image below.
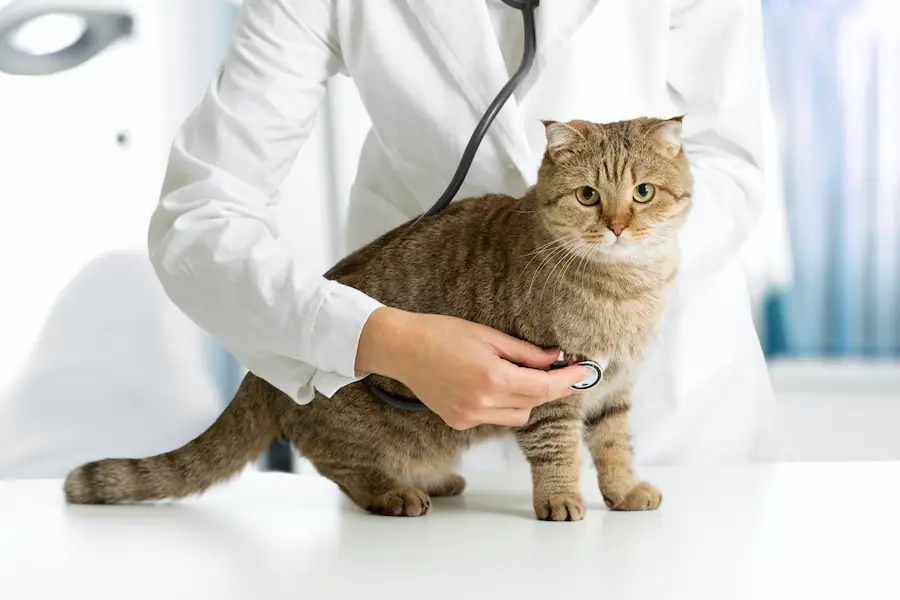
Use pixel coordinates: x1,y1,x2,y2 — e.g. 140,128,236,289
148,0,382,403
666,0,769,278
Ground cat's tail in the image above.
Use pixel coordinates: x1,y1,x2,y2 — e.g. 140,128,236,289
64,374,279,504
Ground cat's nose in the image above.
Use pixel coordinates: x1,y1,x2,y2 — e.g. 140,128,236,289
609,224,626,237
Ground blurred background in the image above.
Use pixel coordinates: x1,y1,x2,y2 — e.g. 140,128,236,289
0,0,897,479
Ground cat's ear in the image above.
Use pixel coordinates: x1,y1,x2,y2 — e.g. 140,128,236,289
645,116,684,158
542,120,585,159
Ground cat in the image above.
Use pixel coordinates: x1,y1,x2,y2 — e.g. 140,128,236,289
63,116,693,521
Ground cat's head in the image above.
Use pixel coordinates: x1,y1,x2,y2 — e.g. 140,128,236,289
534,117,693,261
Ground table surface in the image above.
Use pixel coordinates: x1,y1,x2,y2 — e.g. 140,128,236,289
1,463,898,600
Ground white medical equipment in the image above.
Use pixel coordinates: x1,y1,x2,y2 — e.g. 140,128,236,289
0,0,243,478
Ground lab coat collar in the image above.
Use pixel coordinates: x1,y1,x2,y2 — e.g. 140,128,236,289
404,0,600,185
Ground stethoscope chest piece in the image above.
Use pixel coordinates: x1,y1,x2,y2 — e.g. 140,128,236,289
570,360,604,391
543,357,606,391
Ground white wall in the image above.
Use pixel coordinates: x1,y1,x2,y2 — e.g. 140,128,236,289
0,0,162,394
0,0,247,476
0,0,342,398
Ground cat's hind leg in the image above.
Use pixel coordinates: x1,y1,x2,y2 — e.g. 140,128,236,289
424,473,467,497
277,416,433,516
315,463,433,517
276,383,449,517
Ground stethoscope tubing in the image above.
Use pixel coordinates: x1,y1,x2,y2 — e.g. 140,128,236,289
363,1,604,413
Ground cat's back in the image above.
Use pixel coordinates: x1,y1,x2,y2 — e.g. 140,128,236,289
329,193,527,312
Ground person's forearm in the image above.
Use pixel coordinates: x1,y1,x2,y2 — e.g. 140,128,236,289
148,0,386,400
355,306,412,378
149,175,383,380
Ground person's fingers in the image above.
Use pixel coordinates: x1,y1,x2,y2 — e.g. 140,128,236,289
489,332,560,369
547,364,597,392
504,364,595,406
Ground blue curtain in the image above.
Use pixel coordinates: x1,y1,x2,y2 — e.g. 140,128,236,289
762,0,900,357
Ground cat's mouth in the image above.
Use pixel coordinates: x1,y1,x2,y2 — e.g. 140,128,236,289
579,232,647,259
549,227,651,261
583,232,634,248
599,239,634,254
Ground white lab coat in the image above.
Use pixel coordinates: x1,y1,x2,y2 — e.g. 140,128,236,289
150,0,781,466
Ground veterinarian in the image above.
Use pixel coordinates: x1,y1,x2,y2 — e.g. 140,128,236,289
148,0,780,464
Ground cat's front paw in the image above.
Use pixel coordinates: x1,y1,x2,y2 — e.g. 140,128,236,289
534,493,586,521
603,482,662,511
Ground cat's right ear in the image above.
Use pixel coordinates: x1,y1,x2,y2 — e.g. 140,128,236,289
644,117,684,158
542,120,585,160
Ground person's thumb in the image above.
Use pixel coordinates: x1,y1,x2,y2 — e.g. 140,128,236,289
491,334,561,369
546,364,596,392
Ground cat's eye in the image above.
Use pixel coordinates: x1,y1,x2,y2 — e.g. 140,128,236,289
575,186,600,206
633,183,656,203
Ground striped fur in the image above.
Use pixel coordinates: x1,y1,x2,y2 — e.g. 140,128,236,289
63,117,690,518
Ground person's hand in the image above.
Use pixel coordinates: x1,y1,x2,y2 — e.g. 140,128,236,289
355,307,593,429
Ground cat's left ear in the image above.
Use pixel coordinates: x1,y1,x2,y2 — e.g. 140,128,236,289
645,116,684,158
542,120,586,159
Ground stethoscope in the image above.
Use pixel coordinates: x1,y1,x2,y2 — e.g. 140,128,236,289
0,0,602,411
367,0,605,413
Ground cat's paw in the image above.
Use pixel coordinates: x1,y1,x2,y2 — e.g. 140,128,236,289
604,481,662,511
427,474,467,497
367,487,432,517
534,493,586,521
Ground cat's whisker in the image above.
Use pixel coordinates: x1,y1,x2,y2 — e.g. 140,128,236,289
523,237,571,283
541,241,583,300
553,243,584,295
577,243,594,289
530,245,574,299
537,252,567,301
532,241,576,284
526,237,581,298
521,236,570,259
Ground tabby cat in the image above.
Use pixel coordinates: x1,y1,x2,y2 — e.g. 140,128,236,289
64,116,693,520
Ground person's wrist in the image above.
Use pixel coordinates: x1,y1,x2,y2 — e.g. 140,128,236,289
355,306,415,380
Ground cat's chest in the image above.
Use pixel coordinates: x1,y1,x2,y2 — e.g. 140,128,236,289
553,284,669,369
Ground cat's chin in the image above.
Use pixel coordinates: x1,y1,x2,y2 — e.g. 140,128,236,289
588,241,662,264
